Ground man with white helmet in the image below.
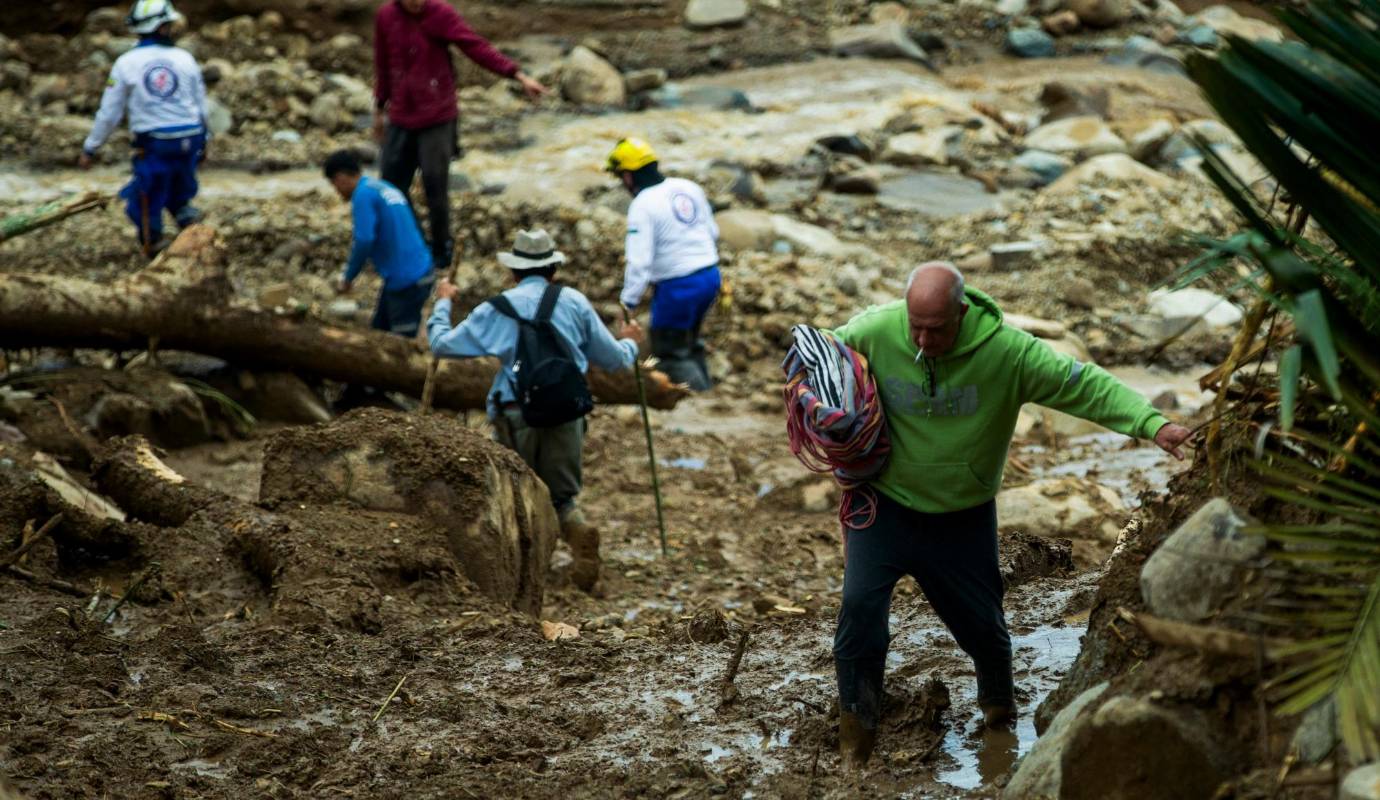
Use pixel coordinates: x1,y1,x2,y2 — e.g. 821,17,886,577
79,0,208,256
607,138,722,391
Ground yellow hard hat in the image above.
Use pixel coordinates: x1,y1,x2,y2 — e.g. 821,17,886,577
606,138,657,173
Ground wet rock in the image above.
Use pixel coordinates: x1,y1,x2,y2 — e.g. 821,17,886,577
1003,682,1109,799
1290,698,1338,765
1025,116,1127,159
1178,24,1219,48
1006,28,1056,58
684,0,750,28
560,46,626,107
1140,498,1263,622
1060,696,1230,800
1011,149,1072,185
1047,153,1176,193
260,408,559,616
1065,275,1100,309
1147,287,1243,329
1129,119,1175,162
623,68,668,93
830,23,935,67
1043,10,1081,36
715,209,777,251
1000,529,1075,587
1040,82,1109,124
1103,35,1184,74
205,97,234,137
234,372,331,425
1342,763,1380,800
1069,0,1131,27
86,378,212,450
1189,5,1284,42
800,480,838,513
882,127,962,166
827,156,882,195
997,477,1127,544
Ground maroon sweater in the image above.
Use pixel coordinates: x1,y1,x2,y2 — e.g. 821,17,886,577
374,0,520,130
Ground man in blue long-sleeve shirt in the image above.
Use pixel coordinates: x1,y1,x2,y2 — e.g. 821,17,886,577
324,150,435,338
428,228,642,592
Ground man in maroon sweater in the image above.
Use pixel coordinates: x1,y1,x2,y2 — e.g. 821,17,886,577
374,0,548,267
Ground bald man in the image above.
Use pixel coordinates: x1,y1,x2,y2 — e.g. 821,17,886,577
826,262,1191,767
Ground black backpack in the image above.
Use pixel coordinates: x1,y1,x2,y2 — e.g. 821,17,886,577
488,284,594,428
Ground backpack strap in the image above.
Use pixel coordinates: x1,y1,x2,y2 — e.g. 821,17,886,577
487,294,520,320
535,283,564,323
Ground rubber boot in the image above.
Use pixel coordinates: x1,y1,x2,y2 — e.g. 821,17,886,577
977,657,1017,729
650,328,712,391
691,337,715,390
174,206,203,229
981,702,1017,729
835,656,884,769
839,710,877,771
560,508,601,593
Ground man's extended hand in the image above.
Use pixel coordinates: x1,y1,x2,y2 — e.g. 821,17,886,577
1154,422,1193,461
514,71,549,101
619,319,644,345
372,114,386,144
436,278,460,302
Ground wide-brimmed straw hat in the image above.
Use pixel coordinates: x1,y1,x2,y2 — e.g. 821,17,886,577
497,229,567,270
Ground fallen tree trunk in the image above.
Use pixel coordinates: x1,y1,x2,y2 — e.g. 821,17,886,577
0,226,686,411
0,192,111,244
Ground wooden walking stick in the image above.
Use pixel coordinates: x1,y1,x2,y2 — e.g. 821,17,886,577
624,308,669,557
418,241,463,414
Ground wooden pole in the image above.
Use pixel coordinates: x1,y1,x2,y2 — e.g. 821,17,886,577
0,192,110,245
418,242,464,414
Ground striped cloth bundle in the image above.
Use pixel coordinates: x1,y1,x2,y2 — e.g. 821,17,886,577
782,325,890,529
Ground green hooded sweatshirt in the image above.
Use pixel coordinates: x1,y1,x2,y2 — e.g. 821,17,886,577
832,287,1169,514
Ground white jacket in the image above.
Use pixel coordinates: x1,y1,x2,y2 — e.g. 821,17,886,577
621,177,720,308
83,42,207,154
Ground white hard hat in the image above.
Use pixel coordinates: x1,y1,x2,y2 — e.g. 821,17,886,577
126,0,183,35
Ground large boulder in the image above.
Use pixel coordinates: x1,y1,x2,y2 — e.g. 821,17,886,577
684,0,750,28
715,208,777,251
1343,763,1380,800
1140,498,1263,622
996,477,1127,544
560,46,626,107
1003,682,1110,799
1024,115,1127,159
1047,153,1177,193
1147,287,1244,329
829,23,934,67
259,408,559,616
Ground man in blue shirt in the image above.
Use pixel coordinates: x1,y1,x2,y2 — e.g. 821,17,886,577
324,149,435,338
428,229,643,592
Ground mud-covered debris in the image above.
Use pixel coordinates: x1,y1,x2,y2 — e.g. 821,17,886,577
687,607,730,644
542,620,581,641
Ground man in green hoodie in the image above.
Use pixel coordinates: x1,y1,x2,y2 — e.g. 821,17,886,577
829,261,1191,767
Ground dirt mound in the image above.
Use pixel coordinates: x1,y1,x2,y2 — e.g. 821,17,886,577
260,407,558,616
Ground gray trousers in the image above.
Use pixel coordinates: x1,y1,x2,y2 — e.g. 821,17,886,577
494,407,585,515
380,119,457,267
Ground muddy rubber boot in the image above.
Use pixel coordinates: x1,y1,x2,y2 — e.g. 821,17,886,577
981,702,1017,729
651,329,712,391
560,510,601,593
839,710,877,770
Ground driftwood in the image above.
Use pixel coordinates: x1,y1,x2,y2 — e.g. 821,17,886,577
1117,607,1283,659
0,192,111,245
0,226,686,412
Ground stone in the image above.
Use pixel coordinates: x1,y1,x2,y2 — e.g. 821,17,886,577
1012,149,1073,185
1068,0,1131,27
1003,683,1110,799
1040,82,1109,124
991,241,1040,271
1005,313,1067,339
623,68,668,93
828,157,882,195
643,84,752,111
1140,498,1264,622
771,215,874,259
0,60,31,92
996,478,1127,543
1047,154,1177,193
1290,698,1338,766
869,1,911,24
1147,287,1244,329
271,130,303,143
1065,276,1099,309
1060,696,1230,800
1150,0,1185,24
1006,28,1056,58
1103,35,1184,74
260,409,559,615
326,299,360,320
1342,763,1380,800
1129,119,1175,162
258,282,293,308
1025,116,1127,159
715,209,777,251
1178,24,1219,48
684,0,750,28
1190,5,1285,42
816,134,873,160
1042,10,1081,35
236,372,332,425
882,127,962,166
204,97,235,137
800,480,838,513
560,46,626,107
830,23,935,67
996,0,1030,15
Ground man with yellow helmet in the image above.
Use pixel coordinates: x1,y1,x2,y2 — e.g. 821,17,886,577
607,138,722,391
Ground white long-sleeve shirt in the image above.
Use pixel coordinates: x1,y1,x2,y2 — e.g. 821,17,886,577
83,42,207,154
621,177,720,308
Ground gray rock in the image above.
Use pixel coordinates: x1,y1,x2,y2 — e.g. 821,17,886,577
326,299,360,320
1103,35,1185,74
1061,696,1229,800
1130,119,1175,162
644,84,752,111
1012,149,1073,185
1290,698,1338,765
1006,28,1056,58
623,68,668,93
828,159,882,195
1003,682,1109,800
1025,115,1127,158
271,130,303,144
205,97,234,137
830,23,935,68
1140,498,1263,622
684,0,750,28
560,45,626,106
996,0,1030,15
991,241,1041,272
1179,24,1219,48
715,209,777,251
1342,763,1380,800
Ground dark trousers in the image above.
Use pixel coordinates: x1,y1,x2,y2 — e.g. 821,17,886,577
648,265,721,391
380,120,458,267
834,490,1013,728
370,273,435,338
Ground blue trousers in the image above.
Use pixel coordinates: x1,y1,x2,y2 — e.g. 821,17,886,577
122,132,205,246
649,265,721,331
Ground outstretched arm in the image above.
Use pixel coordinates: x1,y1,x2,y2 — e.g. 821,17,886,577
428,280,505,359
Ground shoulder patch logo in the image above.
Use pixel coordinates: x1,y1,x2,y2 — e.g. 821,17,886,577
670,192,698,225
142,63,179,99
